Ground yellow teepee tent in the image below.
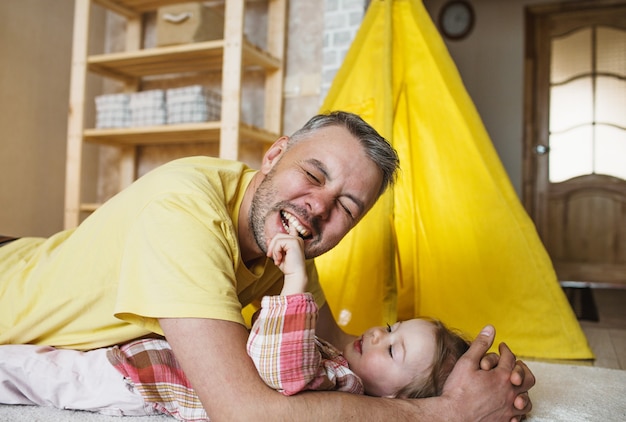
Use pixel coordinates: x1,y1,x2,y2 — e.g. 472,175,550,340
315,0,593,359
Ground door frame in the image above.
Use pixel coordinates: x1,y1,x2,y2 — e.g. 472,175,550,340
522,0,626,289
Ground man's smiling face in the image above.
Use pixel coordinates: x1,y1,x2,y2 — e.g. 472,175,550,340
249,125,383,260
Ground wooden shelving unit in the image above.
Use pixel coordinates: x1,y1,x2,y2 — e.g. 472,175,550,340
64,0,286,228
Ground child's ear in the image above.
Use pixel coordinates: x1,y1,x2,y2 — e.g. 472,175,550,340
260,136,289,175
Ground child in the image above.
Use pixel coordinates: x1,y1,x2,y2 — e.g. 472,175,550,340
245,231,470,399
0,232,469,420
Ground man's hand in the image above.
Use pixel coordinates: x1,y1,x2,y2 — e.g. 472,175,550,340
481,348,535,416
440,325,535,422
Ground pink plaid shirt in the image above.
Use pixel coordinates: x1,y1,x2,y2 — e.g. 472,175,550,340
246,293,364,396
107,293,363,421
107,339,205,421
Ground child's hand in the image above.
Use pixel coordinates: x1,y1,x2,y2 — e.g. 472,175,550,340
266,228,308,295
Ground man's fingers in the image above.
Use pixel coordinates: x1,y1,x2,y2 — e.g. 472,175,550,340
463,325,496,367
510,359,535,415
514,391,532,413
497,342,516,371
510,361,524,386
480,352,499,370
512,360,536,390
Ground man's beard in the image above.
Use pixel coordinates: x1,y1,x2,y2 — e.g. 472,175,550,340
249,168,279,255
249,169,323,259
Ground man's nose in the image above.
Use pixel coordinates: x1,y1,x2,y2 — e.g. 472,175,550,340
306,192,331,219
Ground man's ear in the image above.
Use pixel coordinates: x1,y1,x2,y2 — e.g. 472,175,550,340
261,136,289,175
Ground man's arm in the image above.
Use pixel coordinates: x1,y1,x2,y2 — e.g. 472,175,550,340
161,317,532,422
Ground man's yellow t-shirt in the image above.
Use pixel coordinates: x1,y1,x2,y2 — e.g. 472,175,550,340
0,156,324,350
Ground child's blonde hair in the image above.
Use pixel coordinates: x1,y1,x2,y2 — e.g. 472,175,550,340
394,318,470,399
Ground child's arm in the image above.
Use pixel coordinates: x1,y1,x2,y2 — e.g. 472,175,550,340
249,231,364,396
265,228,308,296
246,293,320,395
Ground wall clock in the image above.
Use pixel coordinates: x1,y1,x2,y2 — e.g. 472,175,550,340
439,0,475,41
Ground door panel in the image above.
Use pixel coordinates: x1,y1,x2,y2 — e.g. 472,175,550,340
524,1,626,286
546,174,626,284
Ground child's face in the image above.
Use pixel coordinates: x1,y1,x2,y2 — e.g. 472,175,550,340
342,319,436,397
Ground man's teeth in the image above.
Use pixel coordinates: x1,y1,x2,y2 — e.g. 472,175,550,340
281,211,310,237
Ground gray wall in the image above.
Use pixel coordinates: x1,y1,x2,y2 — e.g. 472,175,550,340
423,0,578,196
0,0,74,236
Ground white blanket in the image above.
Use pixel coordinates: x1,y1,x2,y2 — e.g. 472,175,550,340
0,361,624,421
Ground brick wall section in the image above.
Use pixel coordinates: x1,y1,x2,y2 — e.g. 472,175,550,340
322,0,368,99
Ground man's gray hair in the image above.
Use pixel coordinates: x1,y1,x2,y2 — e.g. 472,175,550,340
288,111,400,197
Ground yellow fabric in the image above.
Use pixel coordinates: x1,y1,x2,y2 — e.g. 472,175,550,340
315,0,397,335
316,0,593,359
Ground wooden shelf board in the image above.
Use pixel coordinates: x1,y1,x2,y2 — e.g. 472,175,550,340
93,0,196,16
79,203,101,213
239,124,278,144
83,122,278,146
242,41,282,70
88,39,280,80
88,41,225,77
84,122,222,145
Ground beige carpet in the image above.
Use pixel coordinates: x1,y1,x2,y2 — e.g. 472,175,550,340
0,361,624,421
525,361,626,421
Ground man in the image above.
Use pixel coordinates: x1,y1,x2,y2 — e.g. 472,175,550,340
0,111,533,420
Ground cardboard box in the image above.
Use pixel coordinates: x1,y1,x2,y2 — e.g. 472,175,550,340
156,2,224,47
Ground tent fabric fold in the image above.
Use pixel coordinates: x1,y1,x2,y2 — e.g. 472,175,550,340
315,0,593,359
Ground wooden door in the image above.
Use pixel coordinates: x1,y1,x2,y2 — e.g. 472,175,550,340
523,1,626,287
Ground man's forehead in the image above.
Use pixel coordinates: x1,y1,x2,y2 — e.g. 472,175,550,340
295,136,362,174
294,126,362,157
